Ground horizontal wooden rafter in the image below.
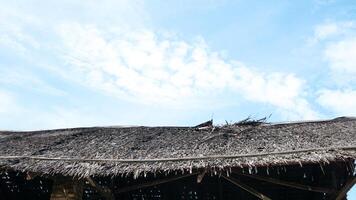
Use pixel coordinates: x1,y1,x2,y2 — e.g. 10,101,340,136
233,171,335,194
117,172,198,194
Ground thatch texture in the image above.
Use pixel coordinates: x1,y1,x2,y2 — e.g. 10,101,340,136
0,117,355,178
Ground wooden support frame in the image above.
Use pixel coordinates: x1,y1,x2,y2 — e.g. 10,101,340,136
25,172,38,180
328,176,356,200
117,172,198,194
222,175,272,200
233,171,335,194
86,177,115,200
197,169,207,183
50,177,84,200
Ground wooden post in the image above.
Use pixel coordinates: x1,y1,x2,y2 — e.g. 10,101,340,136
328,176,356,200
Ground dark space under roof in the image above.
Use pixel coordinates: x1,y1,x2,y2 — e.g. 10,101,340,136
0,117,355,178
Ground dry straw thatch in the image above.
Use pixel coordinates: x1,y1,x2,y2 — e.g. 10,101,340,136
0,117,355,178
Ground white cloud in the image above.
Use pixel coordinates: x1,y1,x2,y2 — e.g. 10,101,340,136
311,21,356,76
324,37,356,75
311,21,356,116
0,5,41,53
317,89,356,116
310,21,355,43
55,23,317,119
313,21,356,84
0,0,147,57
314,23,340,41
232,68,318,119
0,1,319,121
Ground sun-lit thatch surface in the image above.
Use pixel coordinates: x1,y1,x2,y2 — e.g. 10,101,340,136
0,117,355,178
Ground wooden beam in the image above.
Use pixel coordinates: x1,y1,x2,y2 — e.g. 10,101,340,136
222,175,272,200
197,169,207,183
328,176,356,200
233,171,335,194
25,172,38,180
117,172,198,194
87,177,115,200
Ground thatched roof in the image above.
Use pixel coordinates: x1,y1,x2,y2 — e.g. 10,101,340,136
0,117,355,178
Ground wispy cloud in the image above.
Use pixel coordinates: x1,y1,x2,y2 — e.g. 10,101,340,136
311,21,356,116
324,37,356,76
317,89,356,116
0,68,66,96
0,5,41,54
0,0,321,130
313,21,354,41
313,21,356,77
55,23,317,119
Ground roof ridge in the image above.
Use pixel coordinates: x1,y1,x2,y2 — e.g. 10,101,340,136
267,116,356,126
0,116,355,132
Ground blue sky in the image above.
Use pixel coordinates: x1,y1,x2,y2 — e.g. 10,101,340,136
2,0,356,130
0,0,356,197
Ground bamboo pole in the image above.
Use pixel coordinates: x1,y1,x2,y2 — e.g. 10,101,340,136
0,146,355,163
233,171,335,193
222,175,272,200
